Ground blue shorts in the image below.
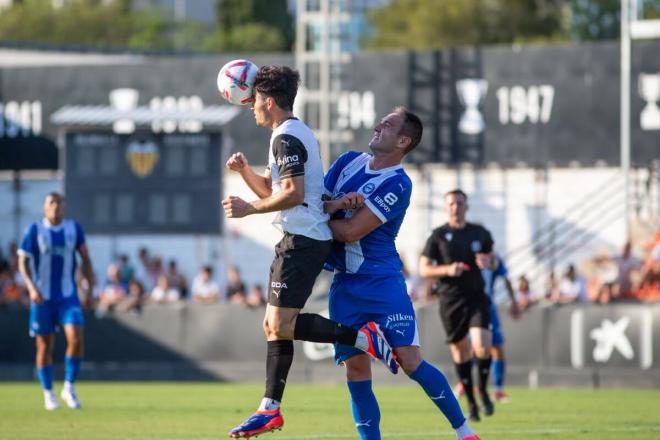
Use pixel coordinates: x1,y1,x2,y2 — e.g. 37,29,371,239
30,295,85,336
490,303,504,346
329,272,419,365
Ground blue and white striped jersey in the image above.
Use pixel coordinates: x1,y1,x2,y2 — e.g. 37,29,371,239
324,151,411,275
18,219,86,301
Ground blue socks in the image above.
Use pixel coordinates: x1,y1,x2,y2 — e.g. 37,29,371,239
37,365,54,391
347,380,381,440
64,356,81,384
410,360,466,429
492,359,505,389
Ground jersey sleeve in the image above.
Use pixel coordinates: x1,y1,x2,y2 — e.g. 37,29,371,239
324,151,360,195
421,230,442,261
18,223,38,258
363,175,411,224
495,257,508,277
74,221,87,249
271,134,308,178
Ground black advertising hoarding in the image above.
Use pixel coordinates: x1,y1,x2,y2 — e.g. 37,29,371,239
64,131,222,234
1,43,658,169
480,42,659,167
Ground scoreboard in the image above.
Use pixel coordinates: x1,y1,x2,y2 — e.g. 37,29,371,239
64,131,222,234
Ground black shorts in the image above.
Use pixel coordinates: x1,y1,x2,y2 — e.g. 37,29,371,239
438,293,492,344
268,232,332,308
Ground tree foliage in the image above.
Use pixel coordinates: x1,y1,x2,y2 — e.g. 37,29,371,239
365,0,660,49
212,0,293,52
569,0,660,41
0,0,294,53
365,0,568,49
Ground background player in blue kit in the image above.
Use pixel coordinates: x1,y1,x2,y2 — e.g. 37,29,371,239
481,254,519,402
17,192,95,410
323,107,480,440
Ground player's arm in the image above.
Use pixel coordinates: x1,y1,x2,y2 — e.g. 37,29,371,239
329,204,381,242
418,256,466,279
502,276,520,318
77,244,96,295
226,152,273,199
223,174,304,218
18,253,42,304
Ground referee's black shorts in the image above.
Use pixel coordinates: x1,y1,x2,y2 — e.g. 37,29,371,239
268,232,332,308
439,293,492,343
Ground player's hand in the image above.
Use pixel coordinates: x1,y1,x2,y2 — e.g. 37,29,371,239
222,195,256,218
447,262,467,277
340,192,365,210
226,152,248,173
475,252,492,269
28,287,43,304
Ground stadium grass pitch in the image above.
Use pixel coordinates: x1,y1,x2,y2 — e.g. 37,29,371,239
1,382,658,439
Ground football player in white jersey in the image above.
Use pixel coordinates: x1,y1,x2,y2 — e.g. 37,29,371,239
18,192,95,410
323,108,480,440
223,66,395,439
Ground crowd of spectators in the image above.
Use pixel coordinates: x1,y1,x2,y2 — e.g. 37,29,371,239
0,244,268,315
2,232,659,314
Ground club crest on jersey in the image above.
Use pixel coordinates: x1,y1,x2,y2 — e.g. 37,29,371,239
471,240,482,252
361,183,376,195
445,232,453,241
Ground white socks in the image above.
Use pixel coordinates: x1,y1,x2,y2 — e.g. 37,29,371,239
258,397,281,411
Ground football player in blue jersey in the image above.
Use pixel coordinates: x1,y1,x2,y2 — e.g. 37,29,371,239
323,107,480,440
17,192,95,410
480,255,519,402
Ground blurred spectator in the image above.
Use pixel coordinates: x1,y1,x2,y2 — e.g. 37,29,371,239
612,242,642,298
116,254,135,290
135,247,160,291
246,283,267,308
545,270,558,301
551,264,589,304
8,241,19,274
514,275,537,312
167,259,188,298
117,279,146,314
191,266,220,304
150,274,181,303
97,263,128,316
635,241,660,301
585,251,619,305
0,263,29,309
226,265,247,304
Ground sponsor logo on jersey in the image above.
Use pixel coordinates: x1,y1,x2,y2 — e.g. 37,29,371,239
271,281,288,289
373,195,391,212
471,240,482,253
277,154,299,166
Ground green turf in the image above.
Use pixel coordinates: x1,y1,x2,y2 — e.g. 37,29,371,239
1,383,658,439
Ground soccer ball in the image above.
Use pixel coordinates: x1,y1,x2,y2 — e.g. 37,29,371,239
216,59,259,105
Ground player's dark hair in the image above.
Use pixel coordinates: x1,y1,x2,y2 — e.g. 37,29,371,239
393,106,423,154
203,265,213,274
445,189,467,200
254,66,300,111
45,191,64,202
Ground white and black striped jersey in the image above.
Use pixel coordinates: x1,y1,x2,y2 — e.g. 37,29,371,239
267,118,331,241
